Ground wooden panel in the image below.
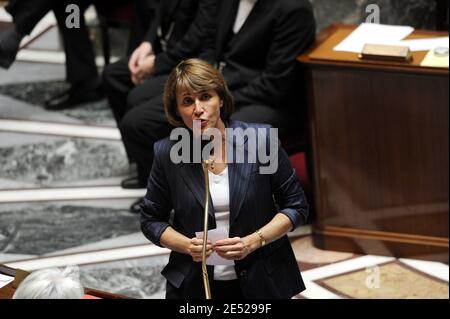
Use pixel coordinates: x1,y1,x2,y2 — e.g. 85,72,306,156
0,283,15,299
300,24,449,262
313,228,448,263
311,68,448,236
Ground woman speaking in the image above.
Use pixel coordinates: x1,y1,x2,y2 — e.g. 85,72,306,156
140,58,309,299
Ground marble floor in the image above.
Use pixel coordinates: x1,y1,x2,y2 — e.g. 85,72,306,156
292,236,449,299
0,132,129,189
79,255,169,299
0,5,448,299
0,201,142,255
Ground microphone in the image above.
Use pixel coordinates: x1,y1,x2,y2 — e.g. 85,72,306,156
201,134,214,298
189,128,213,298
201,159,212,299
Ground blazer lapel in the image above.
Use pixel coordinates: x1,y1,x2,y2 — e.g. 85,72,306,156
168,0,181,14
178,120,255,226
179,163,215,220
226,121,255,225
216,0,240,60
164,0,181,21
228,162,253,226
159,0,181,36
233,0,271,37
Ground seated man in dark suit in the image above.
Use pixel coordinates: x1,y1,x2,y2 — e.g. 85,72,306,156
103,0,219,193
205,0,316,132
117,0,315,192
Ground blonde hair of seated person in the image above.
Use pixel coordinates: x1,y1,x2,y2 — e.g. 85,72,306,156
13,266,84,299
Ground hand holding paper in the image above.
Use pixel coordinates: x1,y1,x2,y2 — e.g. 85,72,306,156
195,228,234,266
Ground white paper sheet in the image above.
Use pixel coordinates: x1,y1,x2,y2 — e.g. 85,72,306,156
397,37,449,52
334,23,415,53
195,228,234,266
0,274,14,289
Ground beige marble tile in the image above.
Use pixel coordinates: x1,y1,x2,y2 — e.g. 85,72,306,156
319,262,449,299
291,236,355,264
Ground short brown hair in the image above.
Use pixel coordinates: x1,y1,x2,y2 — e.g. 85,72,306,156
164,58,234,127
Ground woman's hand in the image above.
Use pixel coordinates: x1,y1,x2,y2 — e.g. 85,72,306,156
187,237,213,262
213,237,252,260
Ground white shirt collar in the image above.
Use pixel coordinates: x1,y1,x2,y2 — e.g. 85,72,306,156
233,0,258,34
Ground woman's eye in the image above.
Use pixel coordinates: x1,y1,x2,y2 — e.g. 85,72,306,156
200,93,211,101
182,97,194,105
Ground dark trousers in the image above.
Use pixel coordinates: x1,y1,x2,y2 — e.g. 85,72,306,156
103,58,173,185
5,0,98,85
5,0,54,36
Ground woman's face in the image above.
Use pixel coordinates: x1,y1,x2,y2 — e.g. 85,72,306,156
176,89,224,132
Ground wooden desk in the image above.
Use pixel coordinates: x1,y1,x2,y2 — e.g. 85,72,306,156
0,264,130,299
298,24,449,262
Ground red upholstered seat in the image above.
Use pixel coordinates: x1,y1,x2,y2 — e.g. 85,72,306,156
288,151,310,194
280,134,310,194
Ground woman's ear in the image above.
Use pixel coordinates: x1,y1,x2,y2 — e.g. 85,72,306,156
220,99,224,108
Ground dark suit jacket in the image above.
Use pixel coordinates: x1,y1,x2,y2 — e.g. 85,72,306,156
201,0,316,108
140,120,309,299
145,0,219,75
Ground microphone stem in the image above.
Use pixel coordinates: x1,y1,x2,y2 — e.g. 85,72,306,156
201,160,212,299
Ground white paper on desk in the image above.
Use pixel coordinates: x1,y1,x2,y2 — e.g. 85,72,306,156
420,49,449,68
195,228,234,266
333,23,414,53
0,274,14,289
397,37,449,52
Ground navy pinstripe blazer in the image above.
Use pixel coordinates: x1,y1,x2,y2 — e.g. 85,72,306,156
140,120,308,298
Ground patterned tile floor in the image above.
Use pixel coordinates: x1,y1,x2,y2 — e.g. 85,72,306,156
292,236,448,299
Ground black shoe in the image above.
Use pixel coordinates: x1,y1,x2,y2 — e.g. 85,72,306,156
0,26,23,69
44,81,104,110
130,197,144,214
121,176,146,189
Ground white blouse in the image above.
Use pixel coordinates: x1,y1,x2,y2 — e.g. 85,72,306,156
208,167,238,281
